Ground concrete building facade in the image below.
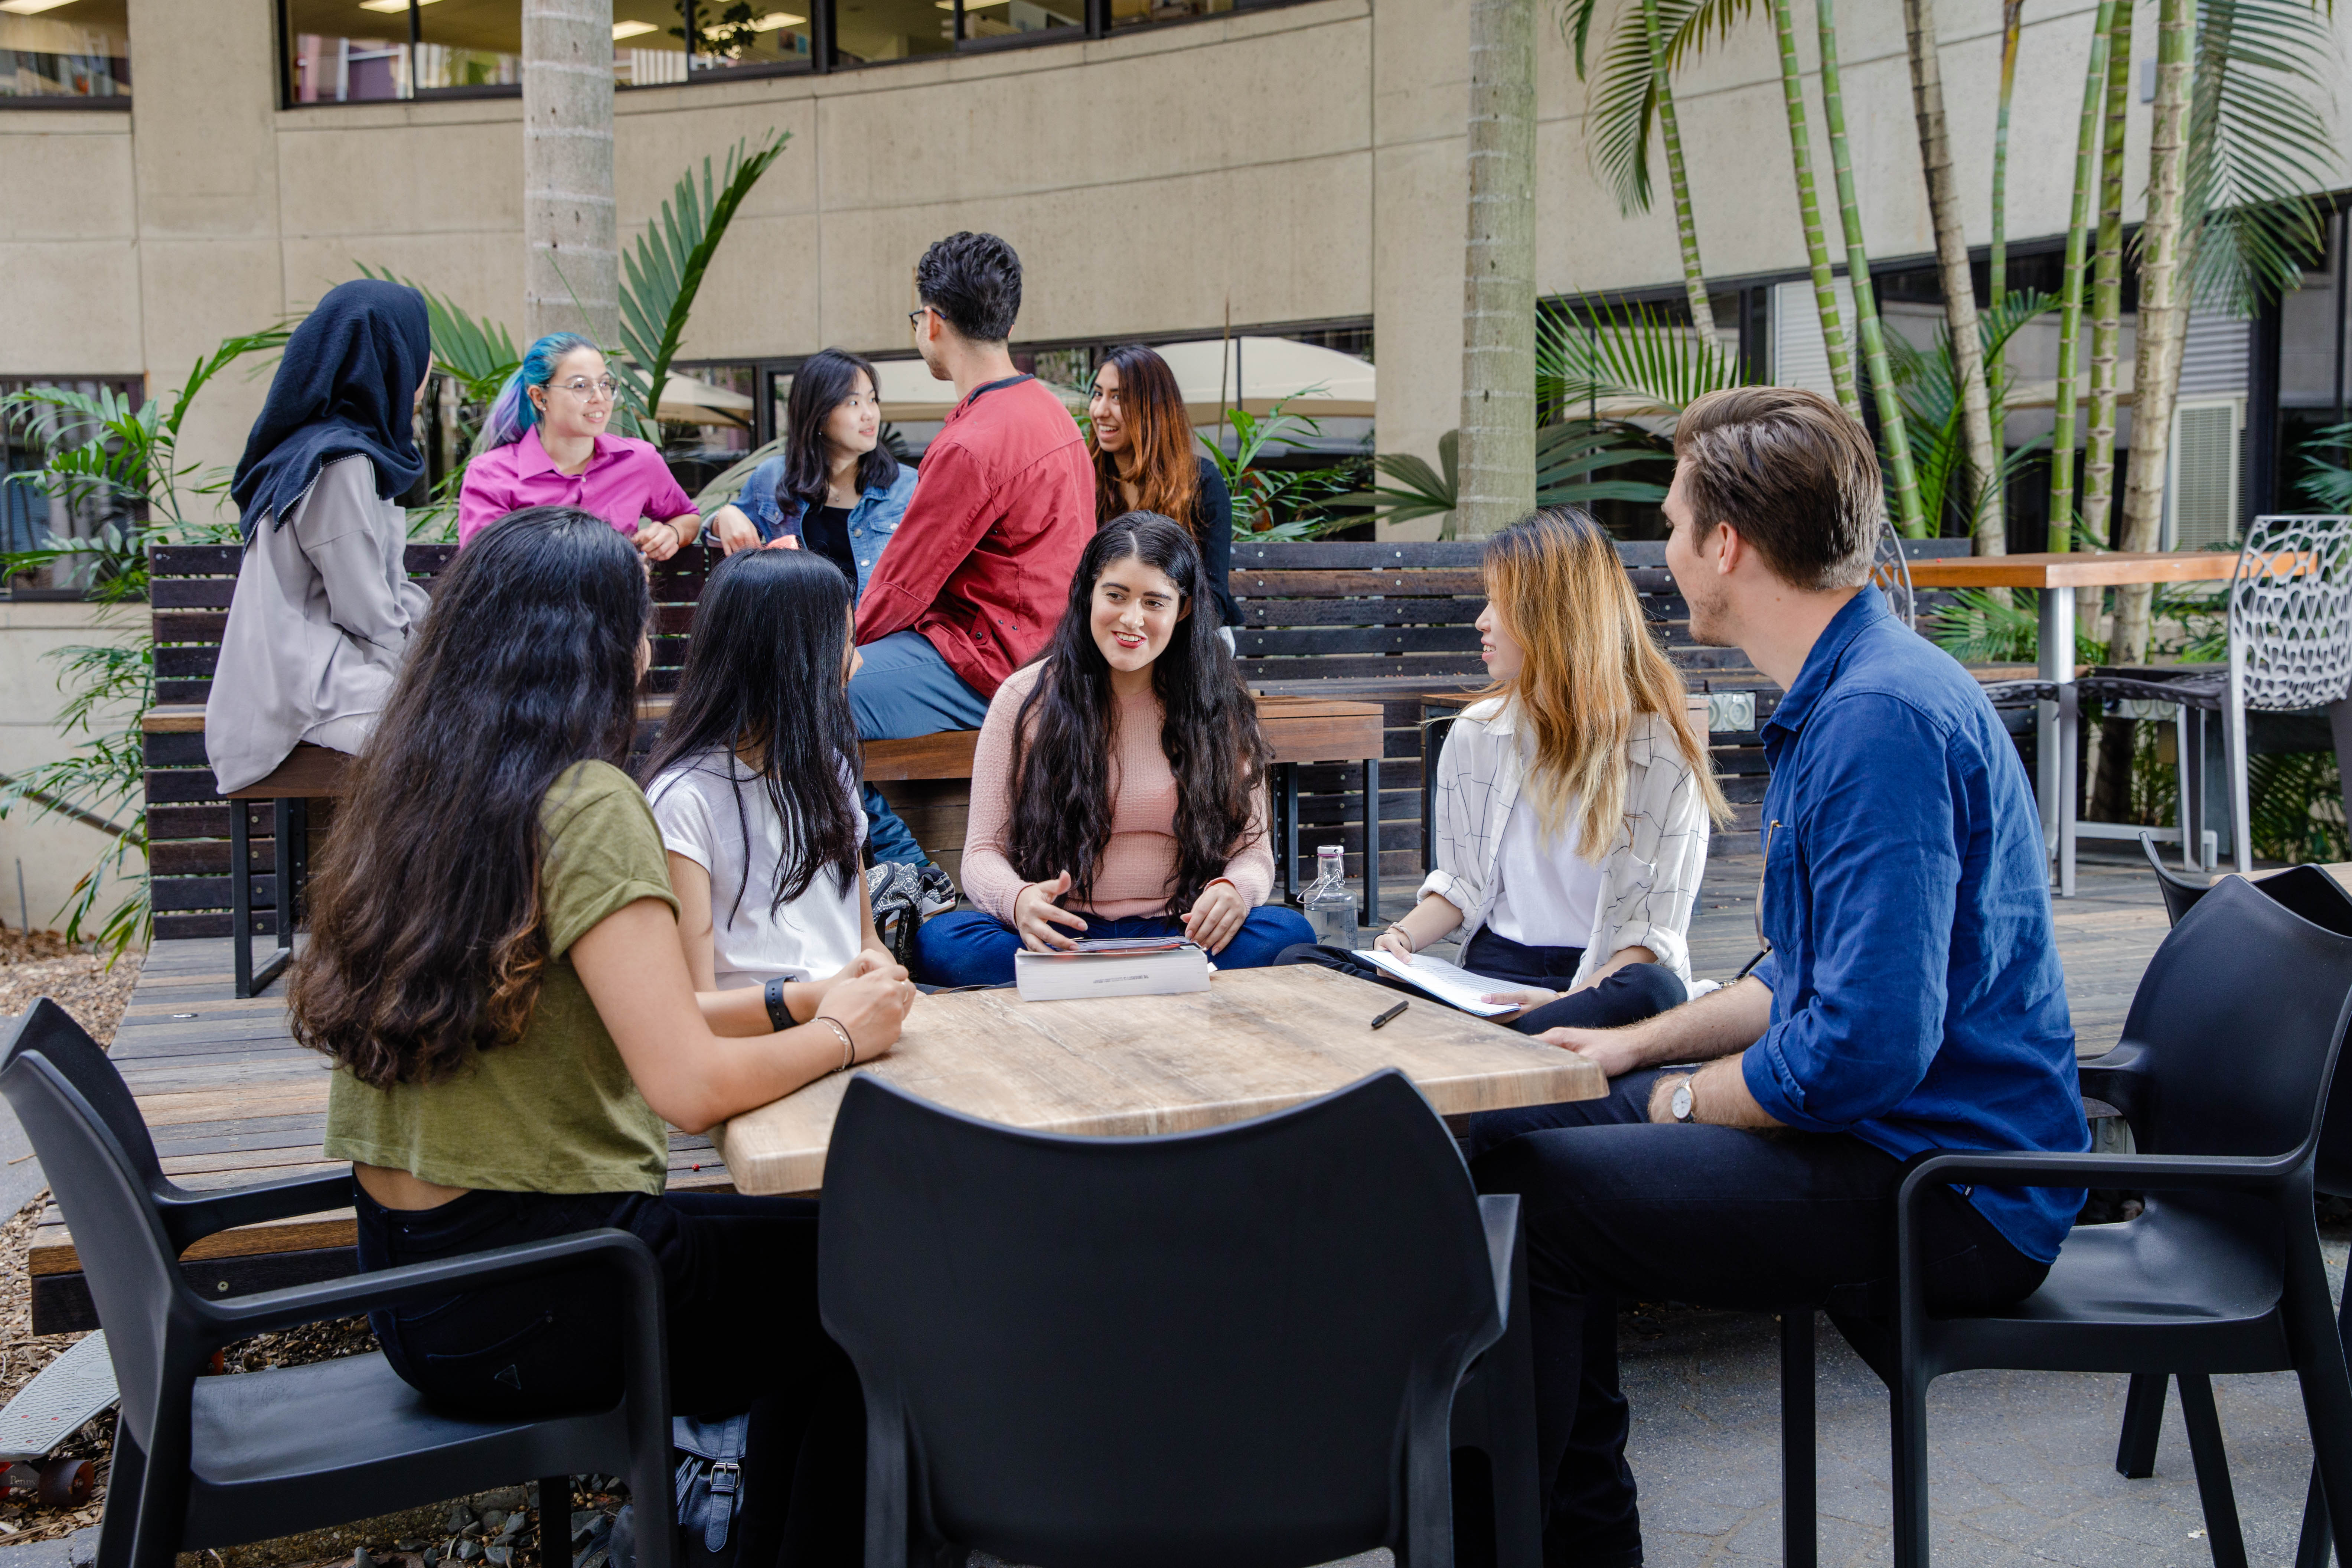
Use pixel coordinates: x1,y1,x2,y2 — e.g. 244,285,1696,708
4,0,2351,925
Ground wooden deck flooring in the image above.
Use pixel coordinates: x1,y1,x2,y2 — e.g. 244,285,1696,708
23,845,2177,1332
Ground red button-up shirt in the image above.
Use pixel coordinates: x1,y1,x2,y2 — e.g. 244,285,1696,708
854,375,1093,698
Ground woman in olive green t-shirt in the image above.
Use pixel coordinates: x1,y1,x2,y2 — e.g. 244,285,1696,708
291,505,915,1567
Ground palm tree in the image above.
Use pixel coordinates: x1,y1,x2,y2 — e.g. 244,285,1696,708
1988,0,2025,457
2112,0,2336,656
1772,0,1859,418
1565,0,1855,412
2050,0,2118,552
1642,0,1717,340
1902,0,2004,554
2112,0,2193,668
1817,0,1925,535
1460,0,1539,537
1561,0,1716,340
2082,0,2137,550
523,0,618,343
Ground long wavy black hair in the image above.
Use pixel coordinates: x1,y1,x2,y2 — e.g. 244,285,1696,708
782,348,898,514
638,546,865,922
290,506,652,1089
1007,511,1269,913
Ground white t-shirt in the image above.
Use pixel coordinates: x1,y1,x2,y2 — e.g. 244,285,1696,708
1485,760,1606,950
647,753,867,991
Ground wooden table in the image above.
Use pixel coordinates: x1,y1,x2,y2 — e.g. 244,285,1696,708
715,965,1604,1195
1907,552,2248,898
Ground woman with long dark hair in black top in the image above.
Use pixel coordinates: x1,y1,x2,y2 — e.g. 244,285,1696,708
1087,343,1242,639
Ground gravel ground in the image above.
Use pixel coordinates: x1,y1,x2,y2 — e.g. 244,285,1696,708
0,936,140,1546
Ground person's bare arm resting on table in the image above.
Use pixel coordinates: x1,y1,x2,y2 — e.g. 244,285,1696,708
666,852,907,1041
573,896,914,1133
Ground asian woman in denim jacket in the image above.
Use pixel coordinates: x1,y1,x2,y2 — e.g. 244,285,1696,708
706,348,916,603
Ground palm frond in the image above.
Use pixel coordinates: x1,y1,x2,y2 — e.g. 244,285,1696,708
614,130,791,431
1356,421,1668,530
1535,295,1743,417
355,263,519,404
2179,0,2339,314
2297,420,2352,511
1560,0,1760,213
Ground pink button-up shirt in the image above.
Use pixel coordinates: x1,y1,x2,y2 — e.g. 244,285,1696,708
456,428,697,547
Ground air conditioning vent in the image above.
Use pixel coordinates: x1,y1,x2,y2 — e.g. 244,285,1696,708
2166,397,2243,551
1771,278,1858,398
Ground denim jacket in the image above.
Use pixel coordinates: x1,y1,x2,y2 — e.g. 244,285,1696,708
733,458,917,603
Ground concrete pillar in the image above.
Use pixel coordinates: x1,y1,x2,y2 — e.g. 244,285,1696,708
523,0,618,345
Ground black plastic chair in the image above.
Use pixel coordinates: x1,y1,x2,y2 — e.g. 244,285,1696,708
1859,877,2352,1568
2114,847,2352,1567
0,1001,678,1568
2138,829,2214,925
818,1068,1538,1568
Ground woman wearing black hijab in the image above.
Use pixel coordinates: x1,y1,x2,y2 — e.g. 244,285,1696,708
205,280,436,795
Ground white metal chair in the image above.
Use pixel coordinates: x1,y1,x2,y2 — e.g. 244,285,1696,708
2068,515,2352,884
1870,525,1917,630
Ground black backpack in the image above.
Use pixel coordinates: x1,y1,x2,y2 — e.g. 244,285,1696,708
603,1413,750,1568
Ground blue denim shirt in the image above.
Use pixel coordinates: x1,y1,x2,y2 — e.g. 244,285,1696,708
734,458,917,604
1745,586,2087,1264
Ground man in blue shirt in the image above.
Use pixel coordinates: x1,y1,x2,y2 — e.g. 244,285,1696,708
1473,387,2087,1568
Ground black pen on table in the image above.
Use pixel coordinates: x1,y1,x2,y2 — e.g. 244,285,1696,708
1370,999,1409,1030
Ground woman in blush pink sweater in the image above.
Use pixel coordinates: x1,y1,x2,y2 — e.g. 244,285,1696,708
914,512,1314,987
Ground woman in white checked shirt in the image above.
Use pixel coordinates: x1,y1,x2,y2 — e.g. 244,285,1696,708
1290,508,1726,1064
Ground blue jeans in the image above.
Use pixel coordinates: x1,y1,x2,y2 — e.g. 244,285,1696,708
915,906,1317,989
849,630,991,868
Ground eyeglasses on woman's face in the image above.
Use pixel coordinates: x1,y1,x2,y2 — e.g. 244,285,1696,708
549,375,619,402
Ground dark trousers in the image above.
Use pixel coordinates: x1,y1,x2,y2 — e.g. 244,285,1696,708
916,905,1317,988
1468,1071,2052,1568
354,1185,864,1568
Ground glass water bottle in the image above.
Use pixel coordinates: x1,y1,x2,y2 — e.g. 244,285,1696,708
1302,843,1360,950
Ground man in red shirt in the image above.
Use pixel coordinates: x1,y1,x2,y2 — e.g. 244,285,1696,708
850,232,1094,867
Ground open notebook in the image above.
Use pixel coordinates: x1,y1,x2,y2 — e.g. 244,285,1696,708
1356,949,1521,1017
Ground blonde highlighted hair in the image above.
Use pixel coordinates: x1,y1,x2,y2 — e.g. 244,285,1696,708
1478,508,1730,856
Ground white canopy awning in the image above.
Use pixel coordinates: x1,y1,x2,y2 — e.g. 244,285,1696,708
1151,337,1376,422
655,371,756,427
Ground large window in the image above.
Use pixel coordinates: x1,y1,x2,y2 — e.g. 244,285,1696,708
0,377,144,596
282,0,1306,100
1,0,129,101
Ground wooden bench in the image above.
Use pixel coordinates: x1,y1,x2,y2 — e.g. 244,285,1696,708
1229,537,1977,848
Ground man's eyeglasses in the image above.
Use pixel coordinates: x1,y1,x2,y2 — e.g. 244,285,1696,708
907,306,933,330
551,376,619,401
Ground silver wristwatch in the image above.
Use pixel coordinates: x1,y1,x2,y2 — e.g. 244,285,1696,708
1669,1078,1696,1123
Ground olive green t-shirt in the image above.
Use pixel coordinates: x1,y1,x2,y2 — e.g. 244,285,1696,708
324,760,681,1194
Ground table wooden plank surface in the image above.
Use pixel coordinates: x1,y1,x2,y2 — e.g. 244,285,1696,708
1905,550,2247,590
714,964,1605,1196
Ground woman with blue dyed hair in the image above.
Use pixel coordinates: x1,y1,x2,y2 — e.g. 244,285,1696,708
456,334,701,558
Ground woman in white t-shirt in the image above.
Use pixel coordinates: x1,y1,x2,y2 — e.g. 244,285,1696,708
1314,508,1728,1037
642,548,893,1021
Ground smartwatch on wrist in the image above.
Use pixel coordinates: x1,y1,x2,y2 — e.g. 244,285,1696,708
763,976,791,1033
